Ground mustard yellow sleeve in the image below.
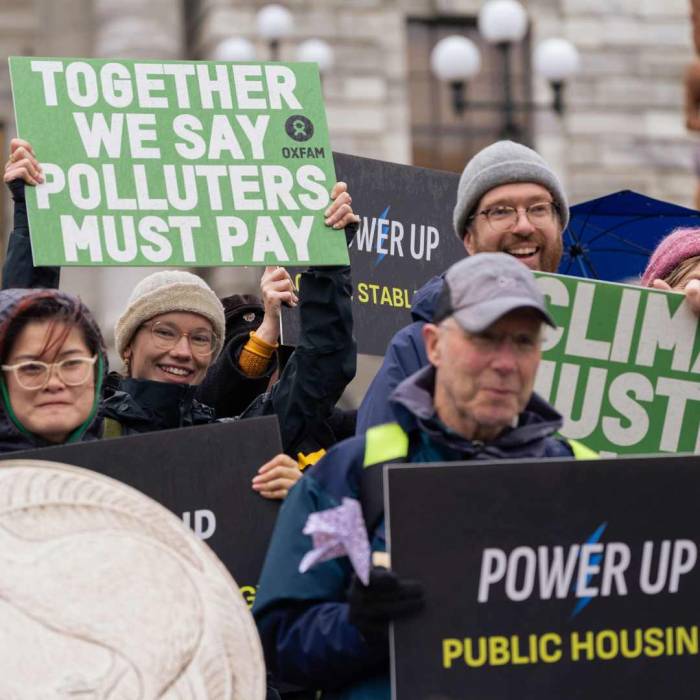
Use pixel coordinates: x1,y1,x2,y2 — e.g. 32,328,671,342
239,331,278,378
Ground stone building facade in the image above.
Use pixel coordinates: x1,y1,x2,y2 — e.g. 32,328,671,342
0,0,695,364
190,0,696,206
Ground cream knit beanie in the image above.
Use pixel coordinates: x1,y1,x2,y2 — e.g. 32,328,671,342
114,271,225,359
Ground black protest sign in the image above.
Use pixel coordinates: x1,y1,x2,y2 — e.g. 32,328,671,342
281,152,464,356
1,416,282,607
386,455,700,700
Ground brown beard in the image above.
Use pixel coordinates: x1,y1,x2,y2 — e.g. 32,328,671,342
466,229,563,273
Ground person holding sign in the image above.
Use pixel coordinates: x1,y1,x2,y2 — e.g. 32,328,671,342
103,264,356,502
254,253,595,700
641,227,700,315
2,138,357,404
0,289,107,452
239,222,359,497
197,283,294,420
102,255,356,452
357,140,571,434
196,178,358,421
100,269,227,434
2,139,359,471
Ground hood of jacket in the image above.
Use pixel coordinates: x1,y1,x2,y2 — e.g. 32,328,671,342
389,364,564,460
100,374,216,433
0,288,107,453
409,275,445,323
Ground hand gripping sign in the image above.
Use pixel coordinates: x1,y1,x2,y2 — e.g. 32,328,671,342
9,56,348,267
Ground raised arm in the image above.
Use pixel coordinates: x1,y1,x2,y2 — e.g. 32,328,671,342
240,182,359,456
2,138,60,290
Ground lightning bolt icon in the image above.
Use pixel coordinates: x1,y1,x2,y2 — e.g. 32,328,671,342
373,206,391,267
570,521,608,619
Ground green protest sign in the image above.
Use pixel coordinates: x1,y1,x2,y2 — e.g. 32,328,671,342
536,273,700,456
9,56,348,267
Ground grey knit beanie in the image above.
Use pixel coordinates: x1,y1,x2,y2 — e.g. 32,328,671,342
114,270,226,360
453,140,570,240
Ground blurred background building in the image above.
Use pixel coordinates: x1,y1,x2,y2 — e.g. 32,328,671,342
0,0,695,394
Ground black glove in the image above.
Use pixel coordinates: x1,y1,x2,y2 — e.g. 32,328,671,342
347,566,425,644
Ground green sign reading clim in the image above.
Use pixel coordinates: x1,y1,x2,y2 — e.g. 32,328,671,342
9,56,348,267
535,273,700,457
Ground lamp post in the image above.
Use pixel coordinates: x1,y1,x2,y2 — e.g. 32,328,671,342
534,38,581,115
430,36,481,115
430,0,580,140
212,4,335,76
256,3,294,61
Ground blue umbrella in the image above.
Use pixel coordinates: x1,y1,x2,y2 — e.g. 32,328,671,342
559,190,700,282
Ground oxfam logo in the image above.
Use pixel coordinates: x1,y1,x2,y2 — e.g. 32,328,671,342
285,115,314,142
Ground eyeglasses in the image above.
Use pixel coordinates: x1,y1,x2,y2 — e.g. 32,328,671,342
444,323,542,357
465,329,542,356
2,355,98,390
470,201,558,234
145,321,217,356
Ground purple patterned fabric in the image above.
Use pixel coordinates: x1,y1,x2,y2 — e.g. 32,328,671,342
298,497,371,585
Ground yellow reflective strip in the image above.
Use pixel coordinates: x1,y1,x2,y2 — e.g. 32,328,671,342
568,439,599,460
363,422,409,467
102,417,123,439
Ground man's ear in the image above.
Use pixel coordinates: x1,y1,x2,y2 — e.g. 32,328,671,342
423,323,441,367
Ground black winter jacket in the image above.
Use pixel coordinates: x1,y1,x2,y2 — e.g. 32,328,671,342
100,373,216,435
241,265,356,456
90,264,355,453
3,182,356,454
1,181,275,424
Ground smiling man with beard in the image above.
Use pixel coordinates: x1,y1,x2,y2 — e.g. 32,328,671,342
357,140,570,433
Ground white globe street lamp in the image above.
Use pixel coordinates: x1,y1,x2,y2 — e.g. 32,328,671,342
296,38,335,74
478,0,528,44
212,37,256,62
256,4,294,60
430,36,481,115
534,38,580,82
429,0,580,138
534,38,581,114
221,5,337,85
430,35,481,82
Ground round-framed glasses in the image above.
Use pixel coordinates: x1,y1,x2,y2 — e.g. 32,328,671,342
2,355,98,390
471,201,558,234
146,321,217,357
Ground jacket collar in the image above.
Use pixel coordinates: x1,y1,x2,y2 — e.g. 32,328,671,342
389,365,564,458
0,386,104,454
409,274,445,323
101,376,214,431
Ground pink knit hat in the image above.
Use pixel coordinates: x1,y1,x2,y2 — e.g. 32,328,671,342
641,227,700,287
